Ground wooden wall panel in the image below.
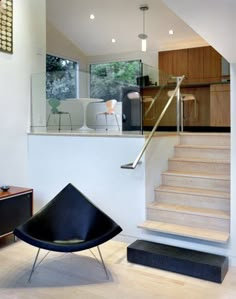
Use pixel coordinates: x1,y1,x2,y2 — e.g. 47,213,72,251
203,47,221,83
172,49,188,77
188,47,204,83
210,84,230,126
159,49,188,81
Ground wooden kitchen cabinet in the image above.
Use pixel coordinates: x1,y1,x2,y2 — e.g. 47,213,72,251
188,47,204,83
203,46,221,83
159,46,222,84
210,84,230,126
159,49,188,83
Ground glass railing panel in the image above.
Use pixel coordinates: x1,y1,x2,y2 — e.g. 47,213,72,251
30,64,183,136
31,68,143,133
140,65,179,131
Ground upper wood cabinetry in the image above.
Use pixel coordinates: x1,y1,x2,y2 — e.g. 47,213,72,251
188,47,204,83
159,49,188,78
202,46,221,82
159,46,222,84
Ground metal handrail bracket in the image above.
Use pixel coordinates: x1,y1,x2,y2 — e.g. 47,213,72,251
121,75,185,169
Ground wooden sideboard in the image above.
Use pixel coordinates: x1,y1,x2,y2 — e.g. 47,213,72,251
0,186,33,238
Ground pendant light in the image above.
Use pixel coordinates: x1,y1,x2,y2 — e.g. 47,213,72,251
138,5,149,52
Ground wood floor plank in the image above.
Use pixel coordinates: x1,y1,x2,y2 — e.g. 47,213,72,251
0,238,236,298
0,133,232,298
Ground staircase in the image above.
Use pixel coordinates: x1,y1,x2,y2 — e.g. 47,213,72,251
139,133,230,243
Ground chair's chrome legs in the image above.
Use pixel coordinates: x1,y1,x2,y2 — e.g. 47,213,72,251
105,114,108,131
58,114,62,131
28,248,40,282
68,113,72,130
97,246,109,279
47,114,51,127
114,114,120,131
28,249,50,282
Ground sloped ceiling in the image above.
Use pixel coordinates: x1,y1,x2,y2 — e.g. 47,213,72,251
46,0,208,56
162,0,236,63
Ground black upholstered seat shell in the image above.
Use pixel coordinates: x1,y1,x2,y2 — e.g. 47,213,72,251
14,184,122,252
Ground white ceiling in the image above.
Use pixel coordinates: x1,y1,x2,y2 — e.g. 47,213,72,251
46,0,208,57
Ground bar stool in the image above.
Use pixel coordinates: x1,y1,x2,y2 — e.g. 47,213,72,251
181,93,197,130
167,91,197,131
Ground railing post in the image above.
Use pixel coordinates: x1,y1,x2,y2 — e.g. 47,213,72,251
176,76,181,133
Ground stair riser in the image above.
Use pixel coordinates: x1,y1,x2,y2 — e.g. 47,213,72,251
175,147,230,160
180,135,230,146
162,174,230,192
168,160,230,175
147,209,229,232
155,191,230,211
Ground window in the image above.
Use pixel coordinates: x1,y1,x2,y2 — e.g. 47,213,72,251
90,60,141,101
46,54,78,100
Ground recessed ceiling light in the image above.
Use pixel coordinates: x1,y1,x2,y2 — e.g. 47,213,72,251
111,38,116,43
169,29,174,35
90,14,95,20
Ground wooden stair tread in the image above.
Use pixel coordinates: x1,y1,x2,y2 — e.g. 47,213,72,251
180,132,230,136
162,170,230,180
156,185,230,198
169,157,230,163
148,202,230,219
175,144,230,150
138,220,229,243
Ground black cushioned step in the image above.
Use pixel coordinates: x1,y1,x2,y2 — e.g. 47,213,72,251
127,240,228,283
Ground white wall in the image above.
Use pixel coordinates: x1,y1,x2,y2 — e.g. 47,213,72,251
46,22,89,98
0,0,46,186
28,134,146,237
46,21,87,70
229,63,236,261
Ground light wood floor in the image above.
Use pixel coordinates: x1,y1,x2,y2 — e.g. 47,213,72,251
0,236,236,299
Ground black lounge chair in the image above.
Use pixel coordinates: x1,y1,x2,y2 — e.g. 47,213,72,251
14,183,122,281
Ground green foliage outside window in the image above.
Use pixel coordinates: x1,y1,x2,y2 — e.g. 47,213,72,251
90,60,141,100
46,54,78,100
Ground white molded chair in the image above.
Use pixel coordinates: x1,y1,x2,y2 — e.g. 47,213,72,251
96,99,120,131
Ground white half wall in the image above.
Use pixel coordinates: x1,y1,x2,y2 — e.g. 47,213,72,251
28,134,146,237
28,133,236,263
